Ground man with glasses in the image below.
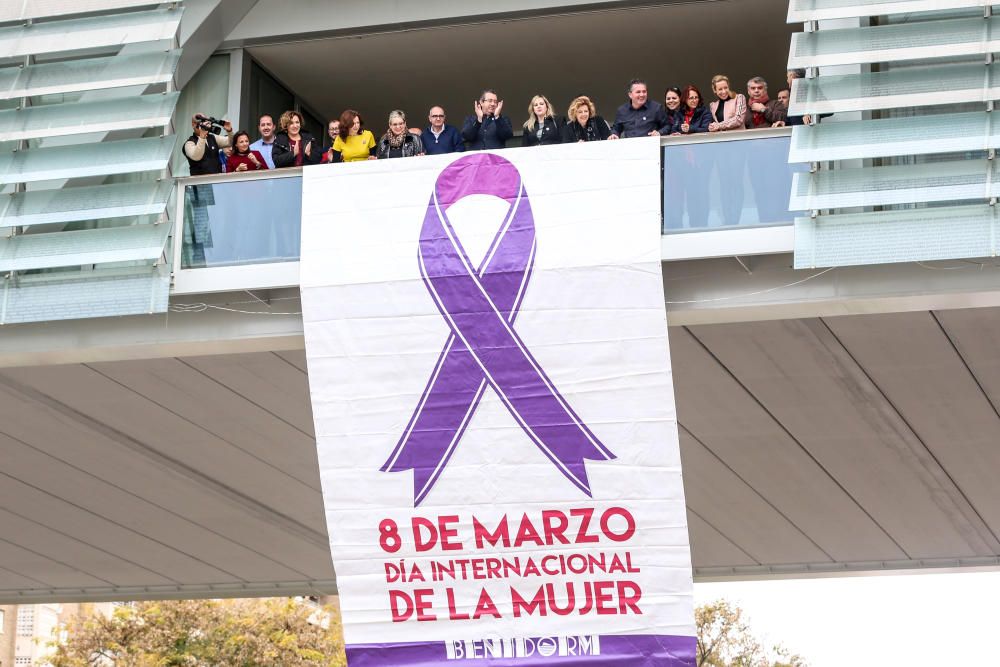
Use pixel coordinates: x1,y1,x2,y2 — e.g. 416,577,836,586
461,89,513,150
423,106,465,155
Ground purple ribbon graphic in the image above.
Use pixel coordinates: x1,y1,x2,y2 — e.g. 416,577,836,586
381,153,615,505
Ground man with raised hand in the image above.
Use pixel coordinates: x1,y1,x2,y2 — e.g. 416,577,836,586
183,112,234,176
461,89,513,150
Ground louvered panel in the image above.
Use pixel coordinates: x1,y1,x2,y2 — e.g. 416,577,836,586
794,205,998,268
0,4,182,327
0,223,170,272
0,91,178,142
789,160,996,210
0,136,174,184
788,0,989,22
785,0,1000,270
790,63,998,115
0,8,182,59
788,112,994,162
0,0,161,22
0,181,172,228
0,264,170,325
0,50,181,101
788,16,998,68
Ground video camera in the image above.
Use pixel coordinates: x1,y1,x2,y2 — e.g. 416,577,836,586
195,114,226,135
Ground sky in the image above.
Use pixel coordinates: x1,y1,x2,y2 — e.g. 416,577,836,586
695,571,1000,666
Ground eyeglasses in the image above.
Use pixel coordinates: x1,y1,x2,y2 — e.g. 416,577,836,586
430,114,445,118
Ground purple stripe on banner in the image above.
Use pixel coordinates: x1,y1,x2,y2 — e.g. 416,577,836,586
345,634,696,666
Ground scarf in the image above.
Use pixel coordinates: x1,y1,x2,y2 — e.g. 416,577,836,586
750,95,770,128
383,129,407,149
571,120,598,142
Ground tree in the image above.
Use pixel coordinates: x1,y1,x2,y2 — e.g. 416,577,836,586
48,598,346,667
696,599,807,667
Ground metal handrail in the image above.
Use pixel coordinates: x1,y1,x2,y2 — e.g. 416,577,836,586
173,129,793,187
176,165,303,186
659,126,792,146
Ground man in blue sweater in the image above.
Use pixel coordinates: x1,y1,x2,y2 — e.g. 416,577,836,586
461,89,513,150
423,106,465,155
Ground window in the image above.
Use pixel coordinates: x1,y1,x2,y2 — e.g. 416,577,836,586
16,606,34,637
244,59,326,143
246,60,294,136
299,106,324,144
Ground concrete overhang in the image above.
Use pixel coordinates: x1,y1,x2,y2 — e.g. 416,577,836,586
5,253,1000,601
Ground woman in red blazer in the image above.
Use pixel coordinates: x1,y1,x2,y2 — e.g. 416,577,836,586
226,131,268,173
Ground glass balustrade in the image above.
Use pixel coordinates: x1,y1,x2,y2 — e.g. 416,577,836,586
662,130,806,233
181,171,302,269
177,132,801,272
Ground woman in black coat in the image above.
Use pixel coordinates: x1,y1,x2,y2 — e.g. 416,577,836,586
662,86,685,136
522,95,564,147
675,85,711,135
272,110,322,168
560,96,611,143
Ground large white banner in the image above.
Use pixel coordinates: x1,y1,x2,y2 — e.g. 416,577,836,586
301,138,695,666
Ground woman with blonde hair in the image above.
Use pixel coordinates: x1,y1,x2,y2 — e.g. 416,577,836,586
707,74,747,133
705,75,748,226
272,110,322,167
376,110,425,159
522,95,563,147
560,96,611,143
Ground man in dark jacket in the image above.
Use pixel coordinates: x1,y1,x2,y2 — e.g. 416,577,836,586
745,76,787,129
776,68,830,127
461,89,513,150
423,106,465,155
609,79,669,139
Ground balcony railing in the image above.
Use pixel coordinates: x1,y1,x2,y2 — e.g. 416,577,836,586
661,127,804,233
180,167,303,269
172,129,800,292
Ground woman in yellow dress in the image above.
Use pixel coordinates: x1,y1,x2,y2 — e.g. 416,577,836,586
331,109,377,162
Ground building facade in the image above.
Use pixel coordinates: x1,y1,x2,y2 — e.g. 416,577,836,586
0,604,116,666
1,0,1000,609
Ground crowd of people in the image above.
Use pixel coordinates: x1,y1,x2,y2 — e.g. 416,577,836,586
182,70,810,176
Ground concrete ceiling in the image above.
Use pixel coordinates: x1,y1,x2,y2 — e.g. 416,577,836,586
3,306,1000,601
0,351,335,602
245,0,795,134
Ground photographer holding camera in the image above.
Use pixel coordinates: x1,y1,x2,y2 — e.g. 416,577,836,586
183,112,235,176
